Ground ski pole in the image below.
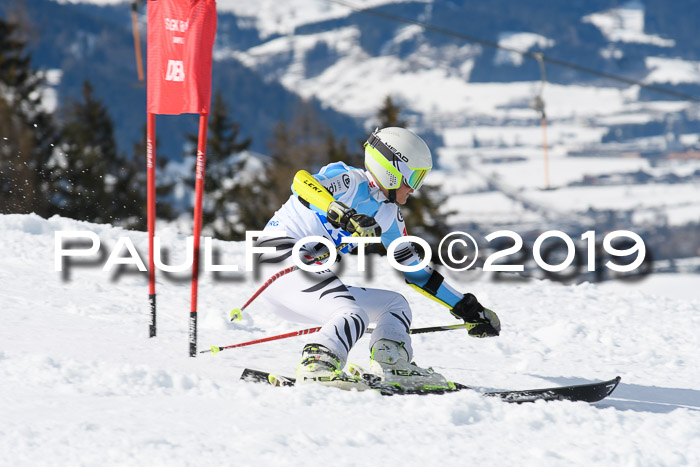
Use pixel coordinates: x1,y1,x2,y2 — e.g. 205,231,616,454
202,326,323,354
202,323,468,354
229,236,355,322
229,264,299,322
407,323,469,334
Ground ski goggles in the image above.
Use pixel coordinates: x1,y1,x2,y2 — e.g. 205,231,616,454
364,132,431,190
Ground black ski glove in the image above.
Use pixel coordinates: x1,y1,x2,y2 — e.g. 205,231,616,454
451,293,501,337
327,201,382,238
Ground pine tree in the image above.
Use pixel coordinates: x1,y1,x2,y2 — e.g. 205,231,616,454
0,19,59,216
53,81,145,227
377,95,408,128
129,123,177,231
266,101,333,209
326,131,349,164
232,156,275,234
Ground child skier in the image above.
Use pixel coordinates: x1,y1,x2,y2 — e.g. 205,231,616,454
254,127,500,391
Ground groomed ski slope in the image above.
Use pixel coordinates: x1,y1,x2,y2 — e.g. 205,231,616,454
1,214,698,466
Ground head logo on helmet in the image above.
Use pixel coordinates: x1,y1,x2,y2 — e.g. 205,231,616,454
364,127,432,203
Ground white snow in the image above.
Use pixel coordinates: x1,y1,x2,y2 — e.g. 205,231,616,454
443,122,609,149
430,149,700,226
522,183,700,213
13,2,700,460
597,272,700,302
473,156,651,189
495,32,554,67
582,1,675,47
444,190,544,225
645,57,700,85
1,213,699,465
36,69,63,114
521,184,700,227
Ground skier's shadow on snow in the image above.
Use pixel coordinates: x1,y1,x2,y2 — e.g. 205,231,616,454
208,248,247,284
107,247,248,284
60,239,108,282
533,375,700,413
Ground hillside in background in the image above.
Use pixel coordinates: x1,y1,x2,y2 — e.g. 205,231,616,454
0,0,365,158
212,0,700,269
222,0,700,134
3,0,700,157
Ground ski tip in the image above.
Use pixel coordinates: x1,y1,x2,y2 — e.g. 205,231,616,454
230,308,243,322
611,376,622,391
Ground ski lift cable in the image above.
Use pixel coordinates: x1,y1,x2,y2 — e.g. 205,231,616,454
326,0,700,104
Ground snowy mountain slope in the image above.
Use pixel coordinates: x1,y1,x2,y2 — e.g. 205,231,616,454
212,0,700,231
645,57,700,85
22,0,700,233
3,0,366,157
216,0,417,38
222,1,700,232
29,0,700,152
582,0,675,47
224,0,691,121
1,213,699,465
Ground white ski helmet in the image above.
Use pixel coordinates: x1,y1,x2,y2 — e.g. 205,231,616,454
364,127,432,199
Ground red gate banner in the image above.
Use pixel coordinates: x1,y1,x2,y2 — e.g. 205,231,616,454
147,0,217,115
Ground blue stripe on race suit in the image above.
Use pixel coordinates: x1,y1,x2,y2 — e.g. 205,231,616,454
316,161,351,180
381,220,463,309
316,163,379,215
315,162,357,200
349,182,375,214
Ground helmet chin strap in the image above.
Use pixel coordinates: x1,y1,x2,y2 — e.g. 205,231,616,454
379,186,397,204
386,188,397,204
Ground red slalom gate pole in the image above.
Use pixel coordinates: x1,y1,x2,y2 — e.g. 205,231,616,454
147,112,157,338
189,114,209,357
